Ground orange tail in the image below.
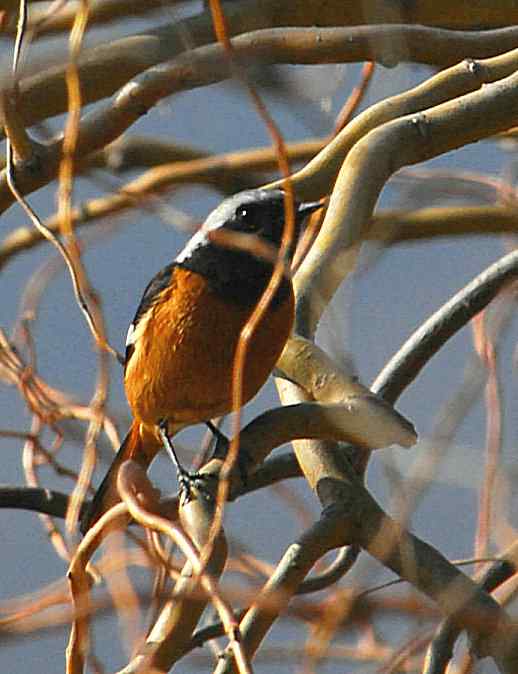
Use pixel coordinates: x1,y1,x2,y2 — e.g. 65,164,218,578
80,421,161,535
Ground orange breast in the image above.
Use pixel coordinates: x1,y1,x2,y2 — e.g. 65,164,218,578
124,266,294,426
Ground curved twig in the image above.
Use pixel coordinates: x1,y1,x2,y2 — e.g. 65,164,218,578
8,24,518,130
372,248,518,403
424,540,518,674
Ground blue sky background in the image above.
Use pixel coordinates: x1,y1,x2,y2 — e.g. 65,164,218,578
1,16,515,673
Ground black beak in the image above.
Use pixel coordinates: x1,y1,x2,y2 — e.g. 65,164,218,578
297,199,325,219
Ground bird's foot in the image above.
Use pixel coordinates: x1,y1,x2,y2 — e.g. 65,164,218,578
176,466,216,504
158,420,214,503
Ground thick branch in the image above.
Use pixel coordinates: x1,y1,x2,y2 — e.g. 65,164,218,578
293,50,518,335
0,485,71,518
5,24,518,131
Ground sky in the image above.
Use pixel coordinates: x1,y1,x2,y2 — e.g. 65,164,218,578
1,12,516,673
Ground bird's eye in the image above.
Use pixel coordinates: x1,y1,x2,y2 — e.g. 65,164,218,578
235,205,248,220
235,204,261,232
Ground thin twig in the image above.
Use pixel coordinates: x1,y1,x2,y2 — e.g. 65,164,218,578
372,249,518,403
204,0,296,595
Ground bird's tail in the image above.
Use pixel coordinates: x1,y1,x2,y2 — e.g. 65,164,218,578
80,421,161,535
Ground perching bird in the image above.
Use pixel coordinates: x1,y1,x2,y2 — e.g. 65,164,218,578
80,188,322,533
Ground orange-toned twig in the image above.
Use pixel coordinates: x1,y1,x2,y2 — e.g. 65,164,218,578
204,0,297,586
66,502,130,674
334,61,376,135
3,0,121,366
472,308,503,568
22,416,73,562
117,461,252,674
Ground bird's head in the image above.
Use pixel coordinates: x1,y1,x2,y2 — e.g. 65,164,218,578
177,188,323,266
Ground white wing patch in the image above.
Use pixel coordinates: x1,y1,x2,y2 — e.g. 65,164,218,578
125,322,137,347
124,313,151,369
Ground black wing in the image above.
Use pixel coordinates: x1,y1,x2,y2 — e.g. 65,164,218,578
124,262,176,366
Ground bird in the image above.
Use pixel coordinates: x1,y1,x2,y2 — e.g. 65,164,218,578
80,188,323,534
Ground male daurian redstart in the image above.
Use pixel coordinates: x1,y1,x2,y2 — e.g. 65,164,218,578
80,188,322,534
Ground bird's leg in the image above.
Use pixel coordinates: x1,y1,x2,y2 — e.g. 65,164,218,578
205,420,251,487
158,420,209,501
205,420,229,458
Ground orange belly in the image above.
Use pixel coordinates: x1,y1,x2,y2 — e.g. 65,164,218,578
124,266,294,426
